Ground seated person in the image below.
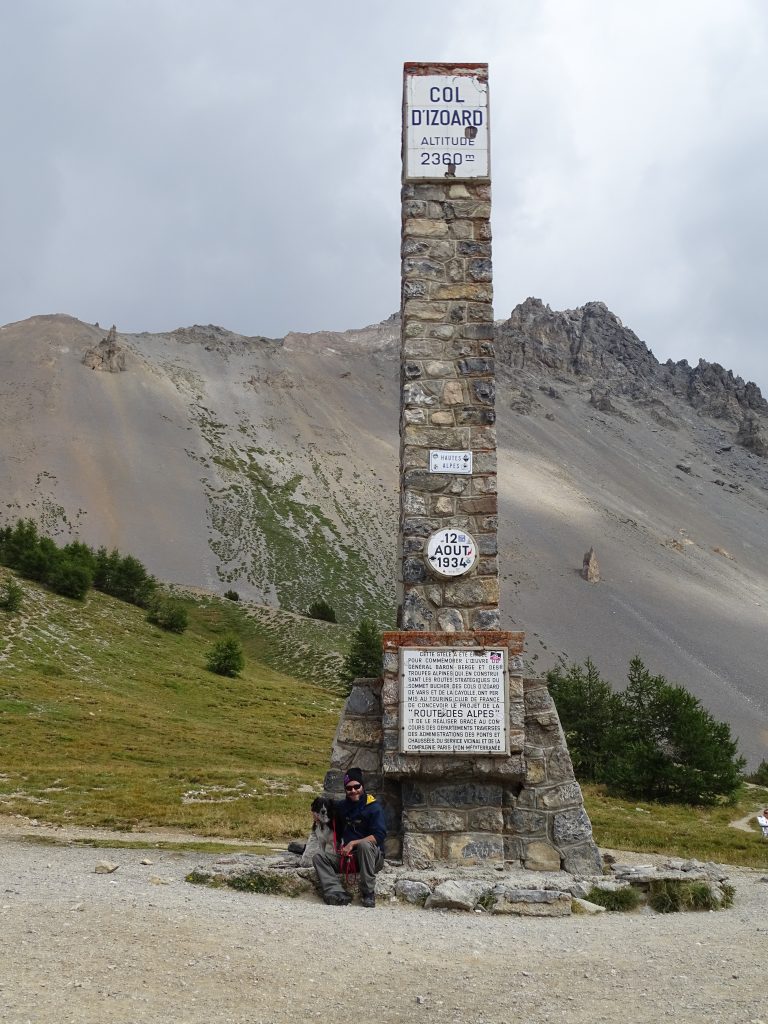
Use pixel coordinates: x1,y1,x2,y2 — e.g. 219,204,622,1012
313,768,386,907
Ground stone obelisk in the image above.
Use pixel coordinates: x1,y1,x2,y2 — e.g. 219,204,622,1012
326,63,601,875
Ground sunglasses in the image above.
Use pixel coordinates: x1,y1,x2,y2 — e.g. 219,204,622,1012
345,783,363,792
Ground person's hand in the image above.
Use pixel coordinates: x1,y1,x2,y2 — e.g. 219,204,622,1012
341,841,357,855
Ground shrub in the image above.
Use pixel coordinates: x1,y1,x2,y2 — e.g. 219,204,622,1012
206,636,244,677
550,655,745,805
340,618,382,688
0,577,23,613
547,658,620,782
146,596,189,634
48,558,92,600
224,589,240,602
585,885,641,912
307,599,337,623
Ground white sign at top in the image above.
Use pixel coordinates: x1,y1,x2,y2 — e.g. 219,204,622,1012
404,73,489,179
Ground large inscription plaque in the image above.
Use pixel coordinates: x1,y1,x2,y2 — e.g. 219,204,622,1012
400,647,508,754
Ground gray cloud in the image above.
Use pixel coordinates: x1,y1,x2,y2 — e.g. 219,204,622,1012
1,0,766,387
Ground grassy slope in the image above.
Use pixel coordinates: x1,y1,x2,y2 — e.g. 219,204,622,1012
2,569,767,865
0,570,343,839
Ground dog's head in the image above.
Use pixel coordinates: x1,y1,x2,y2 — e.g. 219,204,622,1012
311,796,334,827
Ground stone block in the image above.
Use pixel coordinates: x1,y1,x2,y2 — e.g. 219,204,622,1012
524,687,555,713
561,843,603,876
394,879,431,904
470,608,500,629
382,708,398,730
432,283,493,302
553,808,594,846
471,425,497,449
403,490,428,515
459,322,495,341
381,678,400,706
456,493,499,516
403,338,437,358
345,686,381,717
504,808,547,835
402,257,443,278
404,300,448,323
400,593,436,630
338,718,383,746
457,356,494,376
403,808,464,832
467,807,504,831
524,841,562,871
471,378,495,404
402,199,427,218
403,425,470,448
402,558,427,583
401,782,427,806
384,834,402,860
424,360,455,377
444,200,491,219
425,880,489,911
546,747,575,783
456,407,495,426
503,836,523,863
402,517,434,537
323,769,345,794
444,833,504,864
457,240,491,257
442,380,464,405
383,752,422,776
426,323,456,340
524,759,547,785
404,469,455,492
402,280,426,300
490,887,571,917
430,411,454,426
433,495,454,514
402,446,430,468
429,782,502,807
508,729,525,752
402,381,436,406
403,408,426,425
446,220,473,239
539,782,583,810
436,608,465,632
443,577,499,606
475,220,492,241
383,729,399,751
468,257,493,282
403,218,449,238
448,183,471,198
467,302,494,322
402,832,436,868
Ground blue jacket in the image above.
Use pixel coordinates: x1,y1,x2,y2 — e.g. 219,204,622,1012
336,792,386,850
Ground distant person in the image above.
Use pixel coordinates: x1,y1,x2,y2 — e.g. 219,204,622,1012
313,768,386,907
758,809,768,839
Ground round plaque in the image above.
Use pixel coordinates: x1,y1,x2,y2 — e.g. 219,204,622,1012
426,527,477,578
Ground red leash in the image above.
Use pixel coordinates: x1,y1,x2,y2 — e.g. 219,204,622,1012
333,820,357,886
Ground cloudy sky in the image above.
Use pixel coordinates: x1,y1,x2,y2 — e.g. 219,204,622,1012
2,1,767,388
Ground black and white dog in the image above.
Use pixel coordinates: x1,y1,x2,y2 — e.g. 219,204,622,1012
311,796,340,854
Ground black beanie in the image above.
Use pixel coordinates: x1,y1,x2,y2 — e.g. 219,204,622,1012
343,768,364,787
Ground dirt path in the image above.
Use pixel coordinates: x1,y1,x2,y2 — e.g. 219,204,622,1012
1,822,768,1024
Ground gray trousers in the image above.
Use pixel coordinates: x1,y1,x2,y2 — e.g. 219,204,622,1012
313,842,384,898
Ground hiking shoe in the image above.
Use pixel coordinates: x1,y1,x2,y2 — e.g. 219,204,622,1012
360,892,376,908
324,893,352,906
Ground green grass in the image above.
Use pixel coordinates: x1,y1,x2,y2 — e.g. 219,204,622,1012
583,783,768,868
0,570,342,839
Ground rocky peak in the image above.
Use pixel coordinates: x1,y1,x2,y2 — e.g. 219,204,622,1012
496,297,657,382
660,357,768,423
82,325,128,372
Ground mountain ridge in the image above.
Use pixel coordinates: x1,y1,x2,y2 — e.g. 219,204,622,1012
1,301,767,765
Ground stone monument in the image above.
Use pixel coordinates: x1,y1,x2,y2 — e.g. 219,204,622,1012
324,63,601,875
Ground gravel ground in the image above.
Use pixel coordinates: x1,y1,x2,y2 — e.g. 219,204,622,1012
2,823,767,1024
